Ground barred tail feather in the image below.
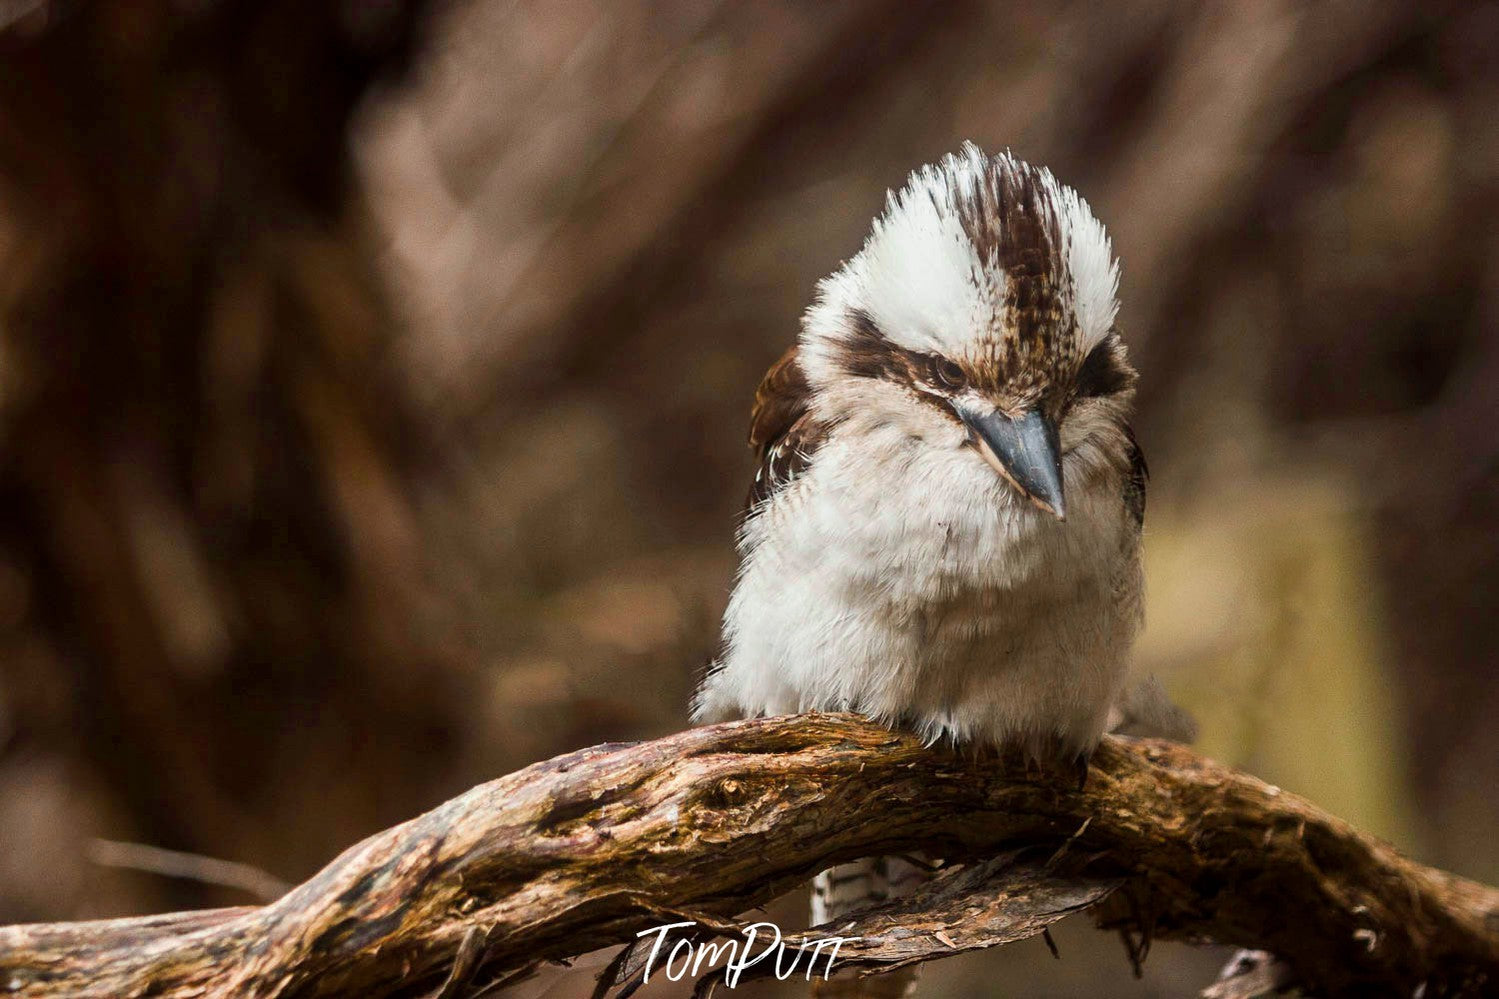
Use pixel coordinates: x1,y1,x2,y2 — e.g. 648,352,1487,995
809,857,929,997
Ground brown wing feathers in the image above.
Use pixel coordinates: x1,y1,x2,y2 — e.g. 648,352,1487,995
745,344,828,510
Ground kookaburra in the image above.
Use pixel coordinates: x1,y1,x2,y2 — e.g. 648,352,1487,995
691,145,1147,960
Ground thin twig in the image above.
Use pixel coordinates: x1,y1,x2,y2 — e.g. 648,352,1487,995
430,925,487,999
86,839,290,902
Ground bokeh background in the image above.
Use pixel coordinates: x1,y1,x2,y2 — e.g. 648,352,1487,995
1,1,1496,996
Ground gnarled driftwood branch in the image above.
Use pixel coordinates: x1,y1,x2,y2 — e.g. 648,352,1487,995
1,714,1495,998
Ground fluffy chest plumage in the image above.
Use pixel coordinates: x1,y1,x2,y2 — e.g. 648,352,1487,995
696,423,1142,754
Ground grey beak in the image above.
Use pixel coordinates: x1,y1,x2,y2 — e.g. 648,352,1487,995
958,407,1066,520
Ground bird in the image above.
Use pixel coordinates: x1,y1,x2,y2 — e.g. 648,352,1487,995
691,144,1149,990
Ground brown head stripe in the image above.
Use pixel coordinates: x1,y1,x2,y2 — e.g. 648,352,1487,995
952,157,1075,371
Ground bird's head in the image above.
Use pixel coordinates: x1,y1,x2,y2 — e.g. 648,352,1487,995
800,145,1135,521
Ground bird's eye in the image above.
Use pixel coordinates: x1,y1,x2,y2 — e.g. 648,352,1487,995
934,358,966,389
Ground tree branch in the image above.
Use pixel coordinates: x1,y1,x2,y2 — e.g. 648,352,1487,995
1,715,1494,998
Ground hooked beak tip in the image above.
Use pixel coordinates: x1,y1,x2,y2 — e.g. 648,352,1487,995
959,406,1067,520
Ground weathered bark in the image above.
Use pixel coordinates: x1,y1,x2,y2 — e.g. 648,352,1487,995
0,714,1494,998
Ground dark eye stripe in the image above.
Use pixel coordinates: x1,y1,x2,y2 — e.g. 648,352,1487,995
1076,337,1131,398
842,307,1126,408
838,308,948,389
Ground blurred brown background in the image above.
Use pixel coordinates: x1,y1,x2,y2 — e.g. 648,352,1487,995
0,1,1495,996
